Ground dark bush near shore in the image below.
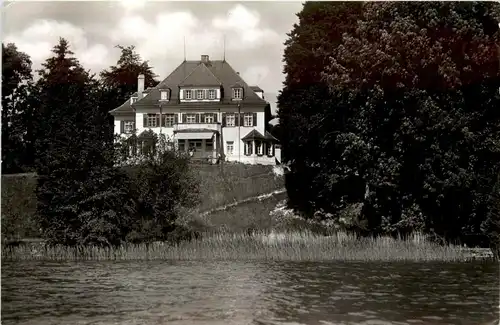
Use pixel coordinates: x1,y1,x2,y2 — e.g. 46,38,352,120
1,163,284,244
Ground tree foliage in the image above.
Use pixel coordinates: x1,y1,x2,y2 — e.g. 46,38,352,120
34,38,134,246
3,38,199,247
115,132,200,243
2,43,36,173
100,45,159,105
278,2,365,215
279,1,500,248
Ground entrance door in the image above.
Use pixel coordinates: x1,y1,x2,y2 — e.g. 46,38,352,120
188,140,203,158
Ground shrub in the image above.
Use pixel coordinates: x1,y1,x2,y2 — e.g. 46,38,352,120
126,145,201,243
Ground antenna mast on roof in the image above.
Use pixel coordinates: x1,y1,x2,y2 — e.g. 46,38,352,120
223,34,226,62
183,36,186,62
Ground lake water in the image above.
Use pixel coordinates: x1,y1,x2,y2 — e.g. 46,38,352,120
2,260,499,325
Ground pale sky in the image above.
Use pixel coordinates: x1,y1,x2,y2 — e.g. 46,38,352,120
2,1,304,111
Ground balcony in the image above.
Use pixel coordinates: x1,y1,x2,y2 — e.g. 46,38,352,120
174,123,221,133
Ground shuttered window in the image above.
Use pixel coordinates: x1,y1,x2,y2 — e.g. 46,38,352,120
226,141,234,155
124,121,134,133
225,114,235,126
204,113,215,123
243,113,253,127
144,114,160,128
163,114,175,127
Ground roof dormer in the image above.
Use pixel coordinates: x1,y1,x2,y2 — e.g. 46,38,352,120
231,85,243,101
130,97,138,105
159,88,171,102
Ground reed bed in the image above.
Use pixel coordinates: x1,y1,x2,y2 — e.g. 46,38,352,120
2,230,472,262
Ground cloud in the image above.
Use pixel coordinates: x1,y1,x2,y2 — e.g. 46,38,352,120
241,66,271,86
109,11,206,62
212,4,281,50
118,0,146,12
108,4,281,63
3,19,109,72
3,3,285,96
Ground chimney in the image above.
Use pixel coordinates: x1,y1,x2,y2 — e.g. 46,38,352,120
201,55,209,63
137,74,145,99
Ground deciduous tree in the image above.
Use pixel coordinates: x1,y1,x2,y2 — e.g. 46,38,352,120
2,43,36,173
280,1,500,250
278,2,364,214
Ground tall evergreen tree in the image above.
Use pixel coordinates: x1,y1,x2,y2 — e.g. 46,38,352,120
99,45,159,145
100,45,159,107
34,38,134,246
2,43,36,173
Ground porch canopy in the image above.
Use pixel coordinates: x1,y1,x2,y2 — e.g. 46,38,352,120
242,129,266,141
241,129,279,143
174,128,216,140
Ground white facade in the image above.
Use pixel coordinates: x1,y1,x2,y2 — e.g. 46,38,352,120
114,109,278,165
111,56,280,165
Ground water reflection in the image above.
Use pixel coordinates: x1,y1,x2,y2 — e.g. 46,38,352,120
2,260,498,325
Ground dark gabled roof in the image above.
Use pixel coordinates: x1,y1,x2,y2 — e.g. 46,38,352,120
265,131,279,143
108,88,155,116
110,59,267,115
133,59,267,109
179,63,222,87
250,86,263,93
242,129,266,141
109,92,138,116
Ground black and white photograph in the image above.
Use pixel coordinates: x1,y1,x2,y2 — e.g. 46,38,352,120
1,1,499,324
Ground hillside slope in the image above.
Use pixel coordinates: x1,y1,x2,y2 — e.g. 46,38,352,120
1,163,284,239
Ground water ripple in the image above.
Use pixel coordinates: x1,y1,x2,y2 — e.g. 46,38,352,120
2,261,498,325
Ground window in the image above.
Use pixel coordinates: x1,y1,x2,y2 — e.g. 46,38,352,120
164,114,175,127
185,90,192,100
160,90,169,101
226,114,235,127
257,141,263,155
206,139,213,151
245,142,253,155
208,89,216,100
124,121,135,134
186,114,196,124
204,113,214,123
146,114,158,127
226,141,234,155
232,88,242,100
196,89,204,99
243,113,253,127
189,140,202,150
267,144,273,156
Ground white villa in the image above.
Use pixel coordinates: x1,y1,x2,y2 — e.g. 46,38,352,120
110,55,281,165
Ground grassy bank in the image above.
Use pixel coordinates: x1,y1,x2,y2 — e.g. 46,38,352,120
2,231,472,262
181,190,288,233
195,163,283,212
1,163,284,240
